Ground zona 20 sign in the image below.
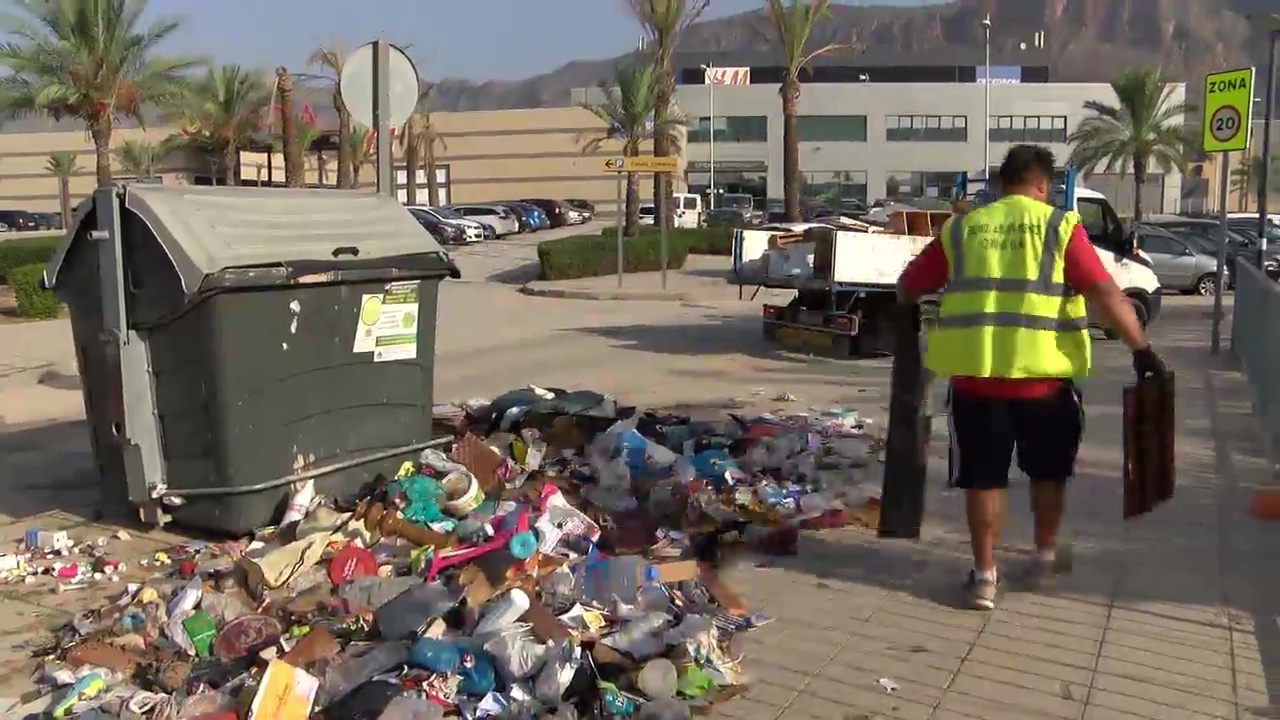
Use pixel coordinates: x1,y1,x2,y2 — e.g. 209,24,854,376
1202,66,1254,153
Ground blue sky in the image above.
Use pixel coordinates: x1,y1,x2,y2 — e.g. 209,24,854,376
138,0,943,82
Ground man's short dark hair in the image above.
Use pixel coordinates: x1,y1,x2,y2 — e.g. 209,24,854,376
998,144,1056,189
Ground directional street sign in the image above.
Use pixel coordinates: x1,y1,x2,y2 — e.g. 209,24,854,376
602,156,679,173
1202,66,1255,153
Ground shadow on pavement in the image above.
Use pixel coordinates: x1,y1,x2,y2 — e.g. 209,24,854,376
485,262,542,285
0,419,105,523
572,315,821,364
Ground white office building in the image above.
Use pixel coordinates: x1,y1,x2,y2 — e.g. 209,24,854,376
576,50,1189,215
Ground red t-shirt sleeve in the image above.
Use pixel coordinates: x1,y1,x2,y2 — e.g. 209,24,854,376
1062,223,1111,291
898,238,948,295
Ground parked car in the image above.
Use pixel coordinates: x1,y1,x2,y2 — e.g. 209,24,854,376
519,198,570,228
408,208,471,245
704,207,750,229
638,203,656,226
1141,216,1260,275
0,210,38,232
564,199,595,217
406,205,484,243
448,204,521,236
495,202,542,232
1135,227,1227,296
517,203,551,230
29,212,54,230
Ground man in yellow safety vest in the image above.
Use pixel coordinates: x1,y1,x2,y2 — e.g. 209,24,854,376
897,145,1165,610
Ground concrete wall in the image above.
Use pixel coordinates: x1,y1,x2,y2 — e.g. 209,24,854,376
0,126,204,212
660,81,1187,215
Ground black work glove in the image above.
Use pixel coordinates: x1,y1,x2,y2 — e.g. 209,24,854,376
1132,346,1168,380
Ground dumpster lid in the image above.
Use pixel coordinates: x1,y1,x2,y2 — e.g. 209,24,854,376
46,185,452,293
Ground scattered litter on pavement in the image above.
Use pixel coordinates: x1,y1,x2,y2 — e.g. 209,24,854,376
5,385,884,718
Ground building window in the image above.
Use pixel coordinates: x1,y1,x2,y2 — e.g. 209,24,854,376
989,116,1068,143
885,171,962,200
796,115,867,142
802,170,868,205
688,116,768,143
886,115,967,142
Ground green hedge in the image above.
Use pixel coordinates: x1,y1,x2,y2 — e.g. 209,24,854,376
538,233,689,281
8,263,60,319
0,236,60,284
597,225,733,256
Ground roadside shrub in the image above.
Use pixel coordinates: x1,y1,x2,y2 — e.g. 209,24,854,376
597,225,733,256
537,233,689,281
0,235,60,283
9,263,60,319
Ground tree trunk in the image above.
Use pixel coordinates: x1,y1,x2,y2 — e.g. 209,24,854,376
625,171,640,237
58,175,71,228
223,143,238,186
426,144,441,206
352,165,361,189
405,142,419,206
781,77,802,222
91,116,113,188
653,61,675,230
1132,155,1146,222
278,69,303,188
336,92,353,189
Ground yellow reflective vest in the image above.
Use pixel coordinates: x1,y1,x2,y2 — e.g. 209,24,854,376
923,194,1091,379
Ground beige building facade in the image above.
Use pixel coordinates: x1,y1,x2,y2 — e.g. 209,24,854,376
0,106,679,218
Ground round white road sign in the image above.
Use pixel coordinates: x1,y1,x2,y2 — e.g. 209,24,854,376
339,42,421,130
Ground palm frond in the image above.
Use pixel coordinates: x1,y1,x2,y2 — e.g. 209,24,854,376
1067,66,1192,179
46,150,78,176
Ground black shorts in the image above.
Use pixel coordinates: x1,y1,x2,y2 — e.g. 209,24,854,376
947,381,1084,490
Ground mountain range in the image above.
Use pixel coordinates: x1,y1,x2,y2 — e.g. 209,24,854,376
427,0,1272,112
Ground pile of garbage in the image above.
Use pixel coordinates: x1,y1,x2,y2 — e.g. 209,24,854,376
7,386,883,719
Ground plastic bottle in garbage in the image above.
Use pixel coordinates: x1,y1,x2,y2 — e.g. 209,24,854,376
577,554,661,607
280,479,316,526
316,641,410,708
473,588,532,636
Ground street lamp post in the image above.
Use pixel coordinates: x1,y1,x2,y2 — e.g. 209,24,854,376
982,14,992,181
701,63,716,209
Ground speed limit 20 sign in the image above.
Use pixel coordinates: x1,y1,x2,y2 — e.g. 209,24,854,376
1202,67,1254,153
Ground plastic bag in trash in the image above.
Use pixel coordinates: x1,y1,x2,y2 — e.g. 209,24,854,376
481,624,550,683
533,639,579,705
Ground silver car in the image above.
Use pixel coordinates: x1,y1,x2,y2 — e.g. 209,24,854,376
1136,229,1227,296
447,204,521,237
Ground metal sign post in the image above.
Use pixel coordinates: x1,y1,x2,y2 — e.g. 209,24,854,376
615,173,624,287
373,41,393,197
1203,66,1255,354
602,155,680,289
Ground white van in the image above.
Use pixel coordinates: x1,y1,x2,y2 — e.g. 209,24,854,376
1073,186,1163,334
673,193,702,228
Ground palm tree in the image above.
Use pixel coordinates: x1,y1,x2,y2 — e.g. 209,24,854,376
178,65,270,186
46,152,79,227
764,0,852,222
1067,67,1194,222
281,119,321,186
1231,154,1280,209
114,139,162,179
348,125,376,188
308,45,354,189
0,0,199,188
399,87,447,206
273,67,304,188
580,63,687,236
627,0,709,229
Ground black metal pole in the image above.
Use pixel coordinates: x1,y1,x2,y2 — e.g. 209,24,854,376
1258,30,1278,265
879,303,930,539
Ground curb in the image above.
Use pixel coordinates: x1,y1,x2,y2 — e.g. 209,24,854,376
518,284,694,302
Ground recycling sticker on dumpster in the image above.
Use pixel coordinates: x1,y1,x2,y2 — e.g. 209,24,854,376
352,281,419,361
